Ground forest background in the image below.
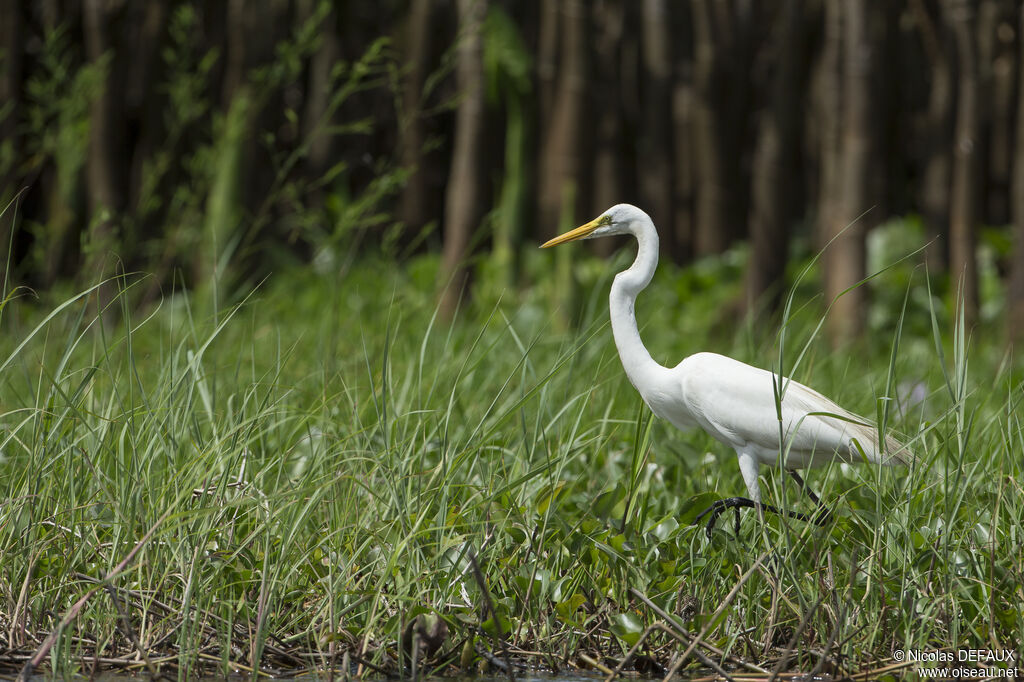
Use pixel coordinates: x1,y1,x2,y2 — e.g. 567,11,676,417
2,0,1024,340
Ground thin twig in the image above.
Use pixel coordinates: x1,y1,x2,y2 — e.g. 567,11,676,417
849,658,916,679
9,551,38,649
579,653,615,675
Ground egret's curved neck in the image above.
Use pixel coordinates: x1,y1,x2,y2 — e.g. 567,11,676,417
610,217,668,389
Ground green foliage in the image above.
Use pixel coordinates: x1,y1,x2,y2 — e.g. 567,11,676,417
0,243,1021,675
135,5,220,225
202,90,249,302
10,7,403,300
19,26,110,274
23,26,107,196
483,5,532,103
481,5,533,294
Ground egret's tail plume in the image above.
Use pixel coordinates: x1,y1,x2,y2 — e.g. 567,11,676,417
884,432,916,467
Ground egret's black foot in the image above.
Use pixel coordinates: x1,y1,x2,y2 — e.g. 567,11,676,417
787,470,834,527
694,497,826,539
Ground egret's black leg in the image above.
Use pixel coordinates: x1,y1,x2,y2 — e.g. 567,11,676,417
787,470,833,526
694,497,816,539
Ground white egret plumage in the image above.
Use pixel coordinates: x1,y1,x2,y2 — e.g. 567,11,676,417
541,204,912,536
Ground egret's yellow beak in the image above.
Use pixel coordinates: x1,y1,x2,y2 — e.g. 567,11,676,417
540,217,602,248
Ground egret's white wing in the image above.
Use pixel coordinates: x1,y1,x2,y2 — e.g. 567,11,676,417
675,353,909,467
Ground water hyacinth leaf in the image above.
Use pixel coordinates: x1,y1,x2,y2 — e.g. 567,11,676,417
995,607,1017,630
555,593,587,622
608,533,632,553
655,575,681,592
481,613,512,639
550,576,569,602
536,481,567,514
911,530,926,549
460,636,476,669
593,484,627,518
647,515,679,541
610,611,645,646
595,540,629,565
512,574,544,598
507,525,529,544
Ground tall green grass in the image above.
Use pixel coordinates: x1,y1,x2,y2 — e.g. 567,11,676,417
0,246,1021,678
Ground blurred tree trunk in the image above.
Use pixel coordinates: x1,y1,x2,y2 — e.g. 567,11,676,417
671,6,695,263
202,0,253,295
206,0,288,297
0,0,22,207
125,0,168,238
947,0,980,324
638,0,675,255
691,0,748,256
537,0,587,327
398,0,438,233
537,1,560,132
34,5,82,284
1008,7,1024,343
490,5,534,287
815,0,842,257
304,1,342,214
222,0,250,109
876,1,904,219
746,0,804,317
0,0,20,284
538,0,588,237
248,0,288,217
825,1,873,345
691,0,726,255
979,0,1015,225
438,0,487,320
83,0,127,269
910,0,953,273
591,0,626,258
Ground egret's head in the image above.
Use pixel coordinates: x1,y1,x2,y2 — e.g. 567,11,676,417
540,204,645,248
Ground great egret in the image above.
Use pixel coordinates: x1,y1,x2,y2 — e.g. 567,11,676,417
541,204,912,536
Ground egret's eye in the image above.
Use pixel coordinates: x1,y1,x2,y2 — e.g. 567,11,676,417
598,215,612,226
